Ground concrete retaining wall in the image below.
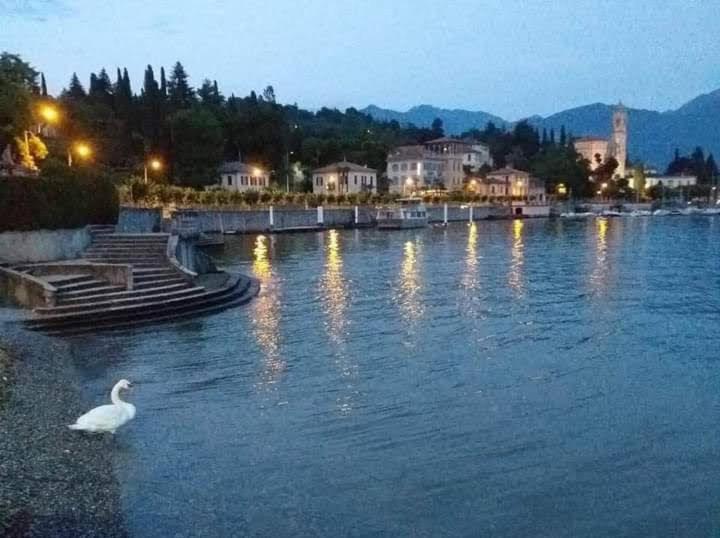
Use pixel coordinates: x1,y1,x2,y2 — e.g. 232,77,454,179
22,263,133,290
118,206,163,233
0,228,90,263
0,266,56,308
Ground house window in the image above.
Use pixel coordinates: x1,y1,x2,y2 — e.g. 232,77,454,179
354,175,358,185
392,164,399,172
401,163,407,171
227,175,232,186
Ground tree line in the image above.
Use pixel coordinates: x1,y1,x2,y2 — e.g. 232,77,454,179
2,52,603,196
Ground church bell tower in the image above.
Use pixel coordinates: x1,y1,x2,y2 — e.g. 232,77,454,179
610,102,627,178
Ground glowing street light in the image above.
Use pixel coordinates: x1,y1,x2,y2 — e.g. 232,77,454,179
144,157,163,183
557,183,567,195
38,104,59,124
67,142,92,166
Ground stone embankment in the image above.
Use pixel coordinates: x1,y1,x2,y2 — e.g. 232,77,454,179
8,225,258,336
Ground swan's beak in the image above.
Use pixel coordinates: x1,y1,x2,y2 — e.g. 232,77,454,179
126,382,134,388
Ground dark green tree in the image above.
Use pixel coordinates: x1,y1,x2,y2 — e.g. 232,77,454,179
65,73,86,100
559,125,566,146
168,107,223,186
40,73,47,96
431,117,444,138
168,61,194,109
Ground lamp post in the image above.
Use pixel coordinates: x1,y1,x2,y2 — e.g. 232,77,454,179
67,142,92,167
23,103,60,163
144,158,163,183
285,150,294,192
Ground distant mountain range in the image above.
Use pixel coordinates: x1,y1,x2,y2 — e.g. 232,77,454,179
361,89,720,169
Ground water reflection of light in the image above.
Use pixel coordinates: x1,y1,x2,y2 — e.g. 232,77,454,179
508,219,525,296
397,239,424,322
251,234,284,388
590,217,609,294
321,229,349,348
462,223,479,291
319,230,358,414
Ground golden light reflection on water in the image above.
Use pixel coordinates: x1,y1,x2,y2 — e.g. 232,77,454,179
322,230,349,347
508,219,525,296
462,223,479,291
396,239,424,323
589,217,609,294
319,230,356,415
251,235,285,388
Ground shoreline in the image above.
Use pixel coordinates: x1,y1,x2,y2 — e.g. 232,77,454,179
0,323,126,537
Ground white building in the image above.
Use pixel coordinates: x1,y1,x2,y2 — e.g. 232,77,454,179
387,137,492,194
312,161,377,195
483,168,547,202
218,161,270,192
645,175,697,189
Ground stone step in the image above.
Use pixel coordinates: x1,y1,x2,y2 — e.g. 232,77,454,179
26,275,250,330
133,277,188,290
133,267,176,276
34,285,207,315
41,280,260,337
84,258,167,266
133,271,178,283
57,285,127,301
84,247,167,254
41,274,93,286
54,278,111,292
55,282,192,305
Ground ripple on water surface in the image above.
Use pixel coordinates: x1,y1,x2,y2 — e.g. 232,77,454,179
69,219,720,537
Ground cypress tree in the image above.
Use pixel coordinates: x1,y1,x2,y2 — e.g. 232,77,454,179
541,128,548,146
40,73,47,96
560,125,567,146
549,128,556,145
706,154,718,183
160,66,167,98
66,72,86,99
122,68,131,96
168,61,194,109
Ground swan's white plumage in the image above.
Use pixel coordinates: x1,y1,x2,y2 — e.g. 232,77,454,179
68,379,136,434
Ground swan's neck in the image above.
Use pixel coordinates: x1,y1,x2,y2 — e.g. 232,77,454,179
110,384,125,405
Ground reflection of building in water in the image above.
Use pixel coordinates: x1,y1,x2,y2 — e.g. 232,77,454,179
319,230,357,414
251,235,285,387
395,240,424,322
508,219,525,296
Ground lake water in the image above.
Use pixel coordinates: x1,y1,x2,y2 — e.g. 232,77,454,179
70,218,720,537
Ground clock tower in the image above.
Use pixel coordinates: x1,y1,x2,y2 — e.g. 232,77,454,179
610,102,627,178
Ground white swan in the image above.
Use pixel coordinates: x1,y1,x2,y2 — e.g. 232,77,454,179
68,379,136,434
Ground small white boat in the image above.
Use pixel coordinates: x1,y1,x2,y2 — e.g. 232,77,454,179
629,210,652,217
560,211,595,219
653,209,671,216
377,198,428,229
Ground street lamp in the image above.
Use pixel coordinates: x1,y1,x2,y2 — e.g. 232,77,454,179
144,158,163,183
68,142,91,166
23,103,60,164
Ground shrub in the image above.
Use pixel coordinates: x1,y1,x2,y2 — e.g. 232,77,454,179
0,168,118,232
325,194,337,204
346,193,358,205
199,190,217,205
243,190,260,205
229,191,244,206
335,194,347,205
259,191,272,204
357,192,371,205
183,188,200,206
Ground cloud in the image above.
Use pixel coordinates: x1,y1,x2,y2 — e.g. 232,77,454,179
0,0,71,21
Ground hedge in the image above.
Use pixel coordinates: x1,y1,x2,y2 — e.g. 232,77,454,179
118,181,544,209
0,170,118,232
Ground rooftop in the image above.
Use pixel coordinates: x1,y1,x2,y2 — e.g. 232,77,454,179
487,167,530,177
218,161,265,174
313,160,377,174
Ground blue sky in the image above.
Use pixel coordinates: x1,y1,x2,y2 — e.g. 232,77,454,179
2,0,719,119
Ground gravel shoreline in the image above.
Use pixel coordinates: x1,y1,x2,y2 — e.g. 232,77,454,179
0,324,126,537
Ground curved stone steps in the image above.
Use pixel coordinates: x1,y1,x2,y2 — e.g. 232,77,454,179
25,275,253,332
54,282,193,305
38,278,260,337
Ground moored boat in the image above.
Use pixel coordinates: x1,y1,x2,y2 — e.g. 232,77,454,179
376,198,429,229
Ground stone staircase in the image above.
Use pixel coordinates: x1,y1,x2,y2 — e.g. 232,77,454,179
23,226,259,336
